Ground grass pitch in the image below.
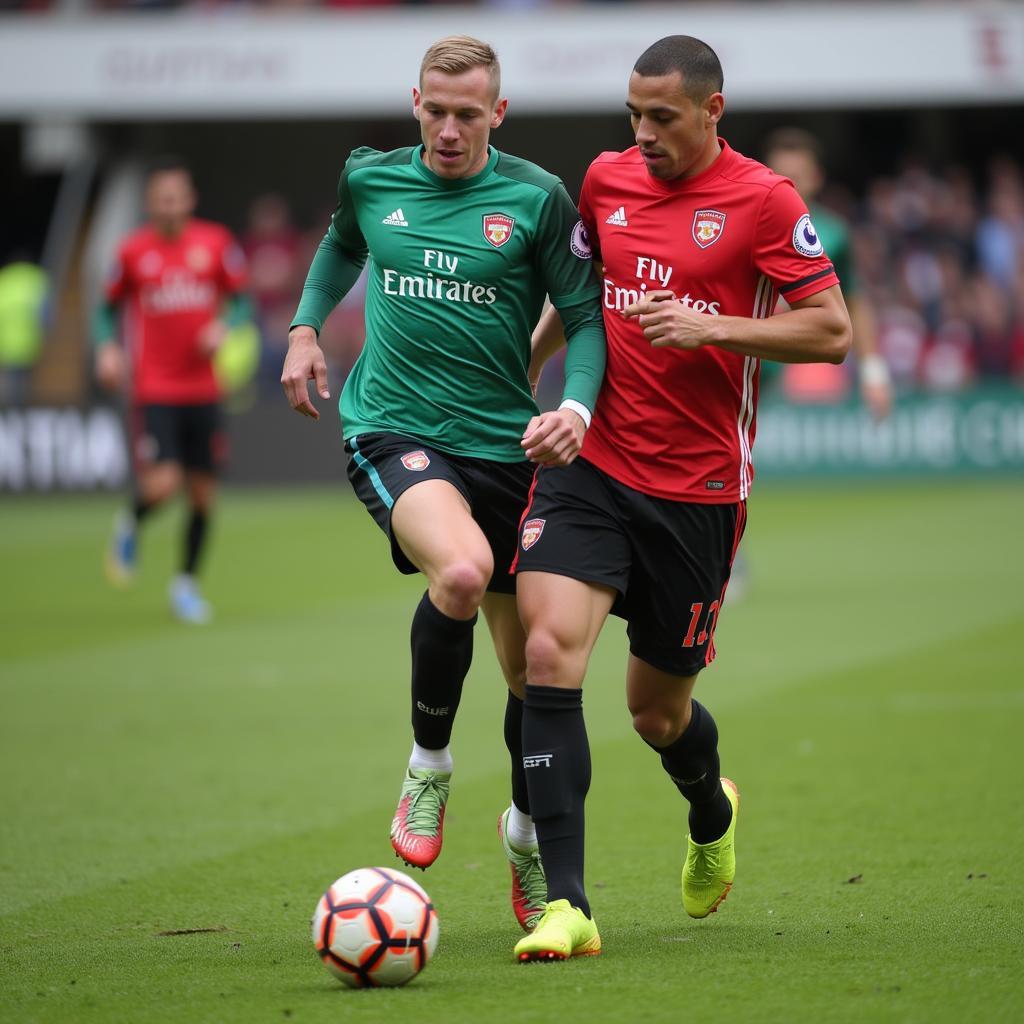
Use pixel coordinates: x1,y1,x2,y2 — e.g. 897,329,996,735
1,480,1022,1023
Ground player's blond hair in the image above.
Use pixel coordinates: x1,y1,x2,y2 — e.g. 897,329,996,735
420,36,501,101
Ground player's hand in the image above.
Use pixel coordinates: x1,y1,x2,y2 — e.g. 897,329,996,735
281,327,330,420
197,318,228,357
95,343,125,392
859,356,893,421
622,290,716,350
521,408,586,466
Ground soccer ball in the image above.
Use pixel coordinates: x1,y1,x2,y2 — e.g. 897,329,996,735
312,866,439,988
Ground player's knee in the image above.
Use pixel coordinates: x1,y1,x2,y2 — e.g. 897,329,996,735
524,627,577,686
434,558,490,614
630,705,687,748
144,465,181,503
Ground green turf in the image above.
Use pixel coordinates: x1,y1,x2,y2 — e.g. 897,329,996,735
1,481,1022,1023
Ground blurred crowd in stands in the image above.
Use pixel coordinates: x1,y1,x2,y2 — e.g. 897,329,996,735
237,152,1024,401
3,152,1024,406
815,154,1024,395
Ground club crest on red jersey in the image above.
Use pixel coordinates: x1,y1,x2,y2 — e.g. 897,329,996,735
186,246,212,272
483,213,515,248
521,518,545,551
139,250,162,276
401,450,431,472
692,209,726,249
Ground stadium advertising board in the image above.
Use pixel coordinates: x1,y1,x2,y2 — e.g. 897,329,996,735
3,390,1024,491
0,407,128,492
756,388,1024,478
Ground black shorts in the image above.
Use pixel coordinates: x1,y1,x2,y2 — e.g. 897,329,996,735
132,402,227,474
513,457,746,676
344,432,536,595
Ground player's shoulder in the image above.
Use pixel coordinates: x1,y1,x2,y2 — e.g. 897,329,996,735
187,218,234,243
585,147,646,177
119,224,156,254
343,146,418,177
592,147,645,168
492,149,563,195
718,141,789,195
581,148,648,196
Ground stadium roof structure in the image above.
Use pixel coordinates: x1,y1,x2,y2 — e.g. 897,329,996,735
1,3,1023,120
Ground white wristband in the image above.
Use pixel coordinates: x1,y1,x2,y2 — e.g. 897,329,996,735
859,354,891,388
558,398,592,429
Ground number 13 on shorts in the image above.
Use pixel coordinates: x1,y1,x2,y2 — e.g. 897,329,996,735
682,600,722,649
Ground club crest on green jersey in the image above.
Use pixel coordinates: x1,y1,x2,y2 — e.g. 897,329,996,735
483,213,515,248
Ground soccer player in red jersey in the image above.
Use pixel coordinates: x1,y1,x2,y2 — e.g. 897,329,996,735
512,36,852,960
94,158,249,623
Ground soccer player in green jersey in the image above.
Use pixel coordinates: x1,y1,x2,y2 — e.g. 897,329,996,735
765,128,893,420
281,36,605,931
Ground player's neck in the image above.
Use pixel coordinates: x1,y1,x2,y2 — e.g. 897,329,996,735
678,134,723,182
154,220,189,240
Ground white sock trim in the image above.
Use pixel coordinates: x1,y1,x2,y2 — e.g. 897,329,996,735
506,803,537,849
409,742,452,773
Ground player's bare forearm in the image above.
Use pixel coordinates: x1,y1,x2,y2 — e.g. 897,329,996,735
281,326,330,420
708,300,850,364
847,294,878,360
196,318,228,357
625,285,851,364
94,341,126,392
848,293,893,419
529,306,567,393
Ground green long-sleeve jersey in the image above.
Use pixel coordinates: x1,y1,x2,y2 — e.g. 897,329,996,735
292,145,605,461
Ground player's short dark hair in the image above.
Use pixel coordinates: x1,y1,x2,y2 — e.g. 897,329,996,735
763,127,824,167
146,155,192,181
633,35,723,102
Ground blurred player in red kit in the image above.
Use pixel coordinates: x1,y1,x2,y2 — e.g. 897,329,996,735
512,35,852,960
94,158,249,623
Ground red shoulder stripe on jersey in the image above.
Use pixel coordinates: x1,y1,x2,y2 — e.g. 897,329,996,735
778,265,836,295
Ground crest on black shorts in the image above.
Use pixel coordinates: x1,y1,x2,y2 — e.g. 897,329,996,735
401,450,430,472
521,518,545,550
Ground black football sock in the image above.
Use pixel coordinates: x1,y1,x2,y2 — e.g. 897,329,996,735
522,683,591,918
504,691,530,814
182,509,209,576
647,699,732,844
132,496,155,525
409,591,476,751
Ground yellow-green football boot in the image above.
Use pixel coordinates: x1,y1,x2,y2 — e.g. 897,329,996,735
514,899,601,962
682,777,739,918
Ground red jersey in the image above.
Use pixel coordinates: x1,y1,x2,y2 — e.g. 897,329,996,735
579,139,839,502
106,219,247,404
